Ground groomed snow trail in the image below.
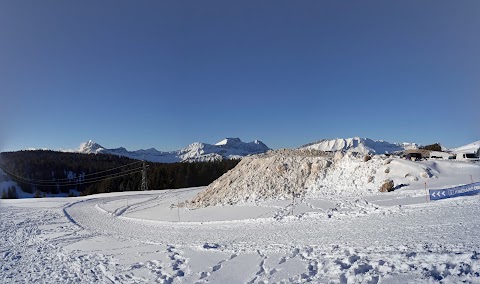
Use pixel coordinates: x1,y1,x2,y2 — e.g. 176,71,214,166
65,190,480,250
2,187,480,283
68,189,480,282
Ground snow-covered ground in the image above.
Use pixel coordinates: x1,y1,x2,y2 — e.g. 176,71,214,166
2,170,480,283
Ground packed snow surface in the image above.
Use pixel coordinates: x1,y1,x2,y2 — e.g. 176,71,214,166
300,137,419,155
2,155,480,283
2,183,480,283
77,138,270,163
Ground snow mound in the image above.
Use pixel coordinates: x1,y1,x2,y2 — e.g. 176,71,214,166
300,137,419,155
188,150,445,207
75,138,270,163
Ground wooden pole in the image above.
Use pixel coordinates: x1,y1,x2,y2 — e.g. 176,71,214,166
470,175,474,184
425,182,428,202
291,191,295,216
177,200,180,222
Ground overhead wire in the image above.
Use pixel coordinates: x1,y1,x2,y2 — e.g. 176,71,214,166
0,165,136,186
0,163,146,187
6,168,144,187
0,160,143,183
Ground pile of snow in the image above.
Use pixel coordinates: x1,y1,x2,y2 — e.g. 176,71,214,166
300,137,419,155
189,149,333,207
189,149,480,207
77,138,270,163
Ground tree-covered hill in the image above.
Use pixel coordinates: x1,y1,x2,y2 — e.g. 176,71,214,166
0,150,239,197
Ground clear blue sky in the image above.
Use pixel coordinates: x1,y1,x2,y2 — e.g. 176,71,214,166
1,0,479,152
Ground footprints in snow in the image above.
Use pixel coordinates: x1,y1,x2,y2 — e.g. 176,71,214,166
246,250,270,284
127,245,188,283
168,245,187,278
198,252,238,281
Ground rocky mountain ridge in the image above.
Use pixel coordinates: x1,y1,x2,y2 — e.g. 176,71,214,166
77,138,270,163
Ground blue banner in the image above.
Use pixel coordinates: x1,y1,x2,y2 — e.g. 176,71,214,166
429,182,480,201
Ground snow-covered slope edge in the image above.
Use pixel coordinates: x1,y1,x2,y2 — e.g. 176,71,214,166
78,138,270,163
300,137,419,155
451,140,480,154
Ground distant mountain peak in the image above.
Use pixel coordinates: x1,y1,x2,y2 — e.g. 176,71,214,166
78,140,105,154
75,138,270,163
214,138,270,153
215,137,243,146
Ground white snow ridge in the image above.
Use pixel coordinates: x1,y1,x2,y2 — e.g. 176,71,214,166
300,137,419,155
451,140,480,154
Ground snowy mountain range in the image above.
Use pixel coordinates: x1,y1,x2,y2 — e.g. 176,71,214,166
299,137,420,155
29,137,480,163
77,138,270,163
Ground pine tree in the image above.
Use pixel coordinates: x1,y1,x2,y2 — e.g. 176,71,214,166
12,187,18,199
7,187,14,199
0,150,240,197
1,189,7,199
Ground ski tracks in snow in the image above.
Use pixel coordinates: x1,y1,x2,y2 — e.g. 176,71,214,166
3,191,480,283
63,193,480,283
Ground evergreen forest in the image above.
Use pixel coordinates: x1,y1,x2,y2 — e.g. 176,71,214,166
0,150,239,197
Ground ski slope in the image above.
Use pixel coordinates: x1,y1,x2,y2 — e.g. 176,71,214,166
2,183,480,283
